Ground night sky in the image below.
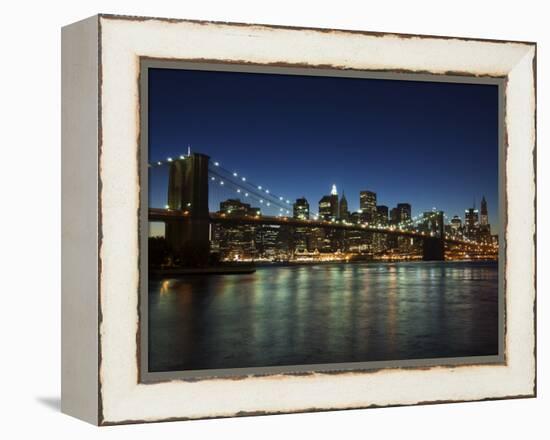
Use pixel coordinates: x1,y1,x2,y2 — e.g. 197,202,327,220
148,68,499,233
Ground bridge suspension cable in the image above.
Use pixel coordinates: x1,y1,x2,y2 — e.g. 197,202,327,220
208,167,292,216
208,159,294,211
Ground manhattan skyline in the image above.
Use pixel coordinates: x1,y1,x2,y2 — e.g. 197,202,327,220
148,68,499,232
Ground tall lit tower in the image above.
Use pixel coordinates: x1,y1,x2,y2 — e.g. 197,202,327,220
479,195,491,243
319,184,339,221
480,195,489,226
339,192,349,221
359,190,377,222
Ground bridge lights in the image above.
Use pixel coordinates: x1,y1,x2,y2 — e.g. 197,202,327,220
279,196,283,201
241,177,246,182
211,176,215,181
236,189,241,193
286,200,290,204
245,193,249,197
179,155,185,159
157,161,162,165
233,172,238,177
164,204,169,209
266,202,270,206
214,161,219,166
167,157,173,162
259,199,263,203
258,186,262,190
266,190,269,194
220,181,224,185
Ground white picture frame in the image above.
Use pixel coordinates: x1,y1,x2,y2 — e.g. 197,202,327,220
61,14,536,425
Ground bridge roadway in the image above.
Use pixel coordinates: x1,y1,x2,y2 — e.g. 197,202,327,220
149,208,483,247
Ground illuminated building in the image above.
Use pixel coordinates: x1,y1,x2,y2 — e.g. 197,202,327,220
213,198,260,260
293,197,310,252
349,211,363,228
480,196,489,226
450,215,463,238
451,215,462,231
219,198,260,217
319,184,338,221
256,224,288,259
397,203,411,223
479,195,492,243
339,192,350,221
293,197,310,220
308,227,325,252
390,203,411,224
359,190,377,222
465,207,480,241
376,205,389,225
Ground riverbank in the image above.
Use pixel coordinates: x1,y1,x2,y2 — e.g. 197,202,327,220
151,257,497,277
150,265,256,277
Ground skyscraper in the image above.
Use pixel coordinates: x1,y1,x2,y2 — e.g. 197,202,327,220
319,184,339,221
450,215,462,237
390,203,412,225
214,198,260,260
390,207,399,224
359,190,377,222
293,197,310,253
293,197,310,220
376,205,389,225
465,207,479,240
397,203,412,223
479,195,491,243
339,192,349,221
480,196,489,226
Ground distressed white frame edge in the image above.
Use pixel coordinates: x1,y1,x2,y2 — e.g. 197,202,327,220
61,14,536,425
61,15,100,425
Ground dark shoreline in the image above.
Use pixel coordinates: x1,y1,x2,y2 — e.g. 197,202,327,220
150,258,497,277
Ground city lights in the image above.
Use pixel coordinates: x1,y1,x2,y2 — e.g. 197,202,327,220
152,155,496,263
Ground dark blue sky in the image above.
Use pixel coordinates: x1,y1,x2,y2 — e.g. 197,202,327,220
148,68,499,231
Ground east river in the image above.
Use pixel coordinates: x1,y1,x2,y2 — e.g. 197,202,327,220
148,261,499,372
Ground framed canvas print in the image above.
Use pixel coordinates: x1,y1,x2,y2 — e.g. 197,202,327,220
61,14,536,425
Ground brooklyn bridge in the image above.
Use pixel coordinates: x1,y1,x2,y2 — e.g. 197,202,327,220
148,152,497,266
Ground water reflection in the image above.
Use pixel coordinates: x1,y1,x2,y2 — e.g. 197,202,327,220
148,261,498,372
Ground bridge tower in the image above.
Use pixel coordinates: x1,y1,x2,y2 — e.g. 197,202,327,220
422,211,445,261
165,153,210,266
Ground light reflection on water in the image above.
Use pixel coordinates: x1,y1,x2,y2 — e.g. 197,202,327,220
148,261,498,372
